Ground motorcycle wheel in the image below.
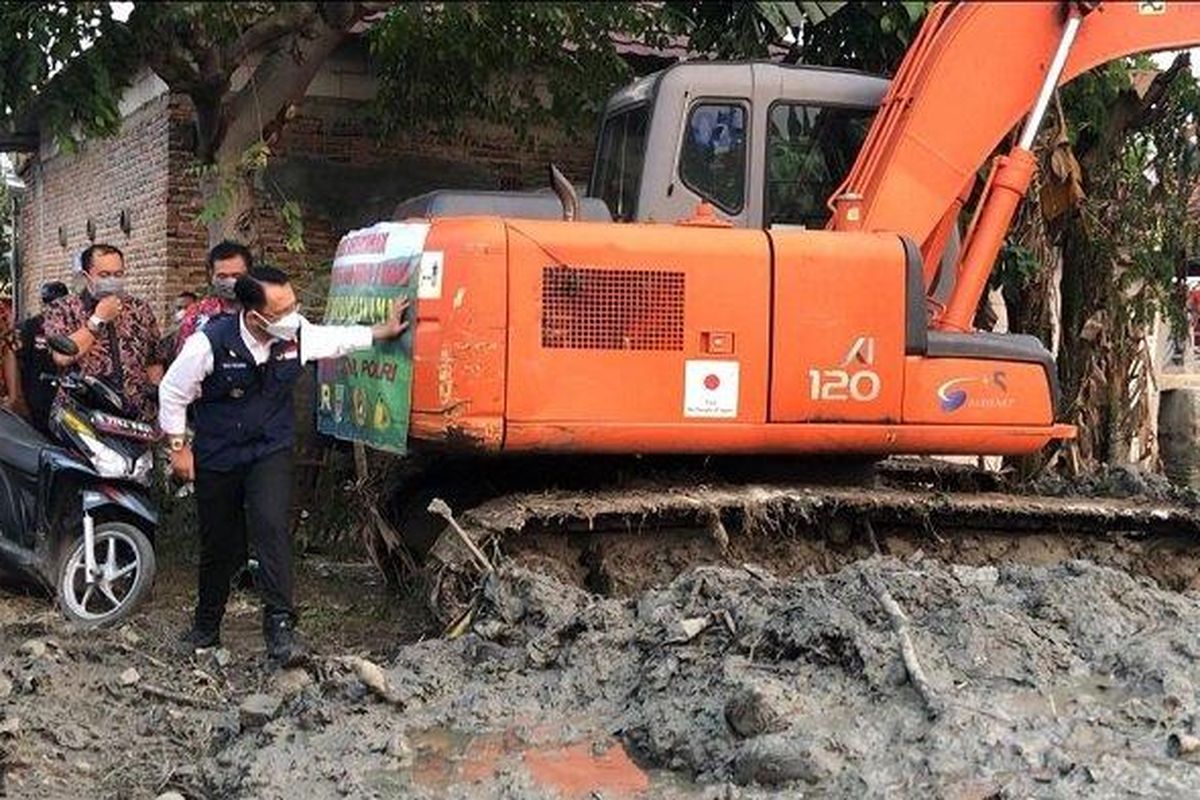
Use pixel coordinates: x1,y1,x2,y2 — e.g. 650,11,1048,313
57,521,157,628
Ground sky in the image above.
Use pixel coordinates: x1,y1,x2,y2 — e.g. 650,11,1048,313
1152,49,1200,77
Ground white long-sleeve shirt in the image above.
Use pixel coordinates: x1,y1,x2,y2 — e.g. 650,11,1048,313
158,314,372,436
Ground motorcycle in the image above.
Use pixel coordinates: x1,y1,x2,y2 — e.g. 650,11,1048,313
0,335,158,627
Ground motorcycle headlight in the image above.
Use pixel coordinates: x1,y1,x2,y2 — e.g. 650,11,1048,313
81,433,129,479
131,450,154,485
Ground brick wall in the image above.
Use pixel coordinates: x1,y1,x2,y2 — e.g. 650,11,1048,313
18,80,595,323
164,95,210,303
276,97,594,187
158,93,593,313
18,93,171,323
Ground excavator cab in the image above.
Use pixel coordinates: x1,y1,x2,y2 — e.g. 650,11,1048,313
397,62,889,234
588,61,885,229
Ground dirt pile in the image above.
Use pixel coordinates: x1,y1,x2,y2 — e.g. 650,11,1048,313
7,551,1200,798
1027,462,1200,506
0,561,419,800
200,556,1200,798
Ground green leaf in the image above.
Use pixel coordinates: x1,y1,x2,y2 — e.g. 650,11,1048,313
796,2,848,25
902,1,927,23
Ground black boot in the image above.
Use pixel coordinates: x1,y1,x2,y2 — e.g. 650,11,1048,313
263,612,306,668
178,623,220,651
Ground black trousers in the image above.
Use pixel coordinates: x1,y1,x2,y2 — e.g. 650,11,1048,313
194,447,294,631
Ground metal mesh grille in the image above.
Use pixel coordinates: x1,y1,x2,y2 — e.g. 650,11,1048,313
541,266,685,351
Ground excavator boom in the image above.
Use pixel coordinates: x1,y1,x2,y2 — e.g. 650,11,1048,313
830,0,1200,327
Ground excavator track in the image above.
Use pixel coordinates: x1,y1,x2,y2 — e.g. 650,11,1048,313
409,457,1200,625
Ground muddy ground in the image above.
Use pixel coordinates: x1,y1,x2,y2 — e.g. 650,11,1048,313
7,523,1200,798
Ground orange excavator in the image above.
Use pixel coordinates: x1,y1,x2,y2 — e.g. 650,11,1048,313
380,1,1200,597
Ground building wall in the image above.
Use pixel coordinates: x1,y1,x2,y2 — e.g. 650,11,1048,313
17,87,171,322
16,46,597,323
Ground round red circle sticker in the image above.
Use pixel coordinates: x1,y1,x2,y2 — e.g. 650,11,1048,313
703,374,721,391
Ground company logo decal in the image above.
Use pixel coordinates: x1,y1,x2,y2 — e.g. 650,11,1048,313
938,371,1011,413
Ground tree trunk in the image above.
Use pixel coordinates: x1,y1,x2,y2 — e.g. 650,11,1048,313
199,169,259,250
198,3,366,249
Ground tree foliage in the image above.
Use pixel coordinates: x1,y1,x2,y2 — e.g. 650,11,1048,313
998,55,1200,470
791,0,926,74
369,3,660,139
2,2,862,243
367,2,868,137
0,3,134,147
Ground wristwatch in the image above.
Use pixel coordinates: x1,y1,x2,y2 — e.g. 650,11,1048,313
168,435,187,452
86,314,106,334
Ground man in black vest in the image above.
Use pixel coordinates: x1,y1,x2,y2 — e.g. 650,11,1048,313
158,265,409,666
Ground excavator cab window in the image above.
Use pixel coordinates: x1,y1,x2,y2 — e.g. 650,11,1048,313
679,101,748,214
765,102,874,228
593,104,650,222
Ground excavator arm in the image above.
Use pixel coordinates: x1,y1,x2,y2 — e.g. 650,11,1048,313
829,0,1200,330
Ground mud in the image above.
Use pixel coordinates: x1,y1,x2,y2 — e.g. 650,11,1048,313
103,557,1200,798
1026,462,1200,506
9,521,1200,797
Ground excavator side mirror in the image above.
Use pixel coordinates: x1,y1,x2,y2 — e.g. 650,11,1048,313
47,335,79,357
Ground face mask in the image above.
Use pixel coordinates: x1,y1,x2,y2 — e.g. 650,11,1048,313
213,276,238,300
252,310,302,341
90,276,126,298
174,309,186,324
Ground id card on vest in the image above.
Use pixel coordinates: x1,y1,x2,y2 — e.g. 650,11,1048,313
316,221,425,455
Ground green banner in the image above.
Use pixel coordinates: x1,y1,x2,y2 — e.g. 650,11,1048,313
316,222,430,455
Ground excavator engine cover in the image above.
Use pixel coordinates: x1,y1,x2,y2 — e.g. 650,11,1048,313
408,216,1067,457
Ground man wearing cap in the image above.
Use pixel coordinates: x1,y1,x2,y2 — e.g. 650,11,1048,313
159,265,409,667
17,281,69,433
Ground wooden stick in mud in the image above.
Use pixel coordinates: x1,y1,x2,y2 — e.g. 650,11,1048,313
428,498,495,573
862,519,941,721
141,682,222,711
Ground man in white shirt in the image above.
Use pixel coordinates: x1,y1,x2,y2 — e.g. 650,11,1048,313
160,265,409,666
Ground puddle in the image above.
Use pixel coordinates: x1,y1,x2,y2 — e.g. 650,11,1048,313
1007,673,1137,718
377,724,703,798
524,741,650,797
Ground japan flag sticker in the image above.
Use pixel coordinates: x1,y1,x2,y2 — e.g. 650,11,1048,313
684,360,739,419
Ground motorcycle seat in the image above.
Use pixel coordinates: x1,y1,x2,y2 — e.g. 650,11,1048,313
0,408,51,474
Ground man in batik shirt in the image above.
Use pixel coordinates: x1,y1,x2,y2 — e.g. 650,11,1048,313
44,244,164,424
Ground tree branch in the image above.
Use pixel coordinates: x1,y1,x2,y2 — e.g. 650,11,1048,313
222,3,320,65
215,2,366,165
122,7,205,94
1132,52,1190,130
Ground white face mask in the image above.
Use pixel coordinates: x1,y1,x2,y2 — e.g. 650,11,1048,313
252,310,302,341
212,276,238,300
90,276,126,298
